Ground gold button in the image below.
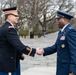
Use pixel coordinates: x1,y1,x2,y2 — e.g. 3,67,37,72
61,44,65,48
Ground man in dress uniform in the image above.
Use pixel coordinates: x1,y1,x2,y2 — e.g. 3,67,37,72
37,10,76,75
0,7,42,75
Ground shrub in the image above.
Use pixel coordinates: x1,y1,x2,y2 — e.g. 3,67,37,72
46,29,54,34
34,29,42,37
19,29,28,37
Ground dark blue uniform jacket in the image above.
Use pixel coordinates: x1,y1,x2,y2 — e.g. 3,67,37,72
43,24,76,75
0,21,36,72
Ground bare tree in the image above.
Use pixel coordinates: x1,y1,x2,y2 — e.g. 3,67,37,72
0,0,76,33
17,0,75,31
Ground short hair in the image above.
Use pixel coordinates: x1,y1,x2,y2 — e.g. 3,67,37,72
5,14,10,20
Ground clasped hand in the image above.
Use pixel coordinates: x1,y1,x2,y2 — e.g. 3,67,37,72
36,47,44,55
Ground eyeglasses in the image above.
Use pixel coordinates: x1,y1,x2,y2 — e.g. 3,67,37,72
8,14,19,17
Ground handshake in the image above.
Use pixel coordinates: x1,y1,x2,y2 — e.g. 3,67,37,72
36,48,44,55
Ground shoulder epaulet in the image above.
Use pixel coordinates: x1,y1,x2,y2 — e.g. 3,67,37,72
8,26,15,28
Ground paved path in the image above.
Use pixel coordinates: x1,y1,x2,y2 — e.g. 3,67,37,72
20,32,58,75
21,67,56,75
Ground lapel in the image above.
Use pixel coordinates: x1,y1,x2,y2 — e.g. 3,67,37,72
57,24,71,41
63,24,71,34
58,24,71,36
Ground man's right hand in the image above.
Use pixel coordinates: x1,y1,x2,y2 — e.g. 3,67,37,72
36,47,44,55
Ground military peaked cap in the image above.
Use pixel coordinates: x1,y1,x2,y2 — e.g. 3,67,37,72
3,7,17,11
3,7,18,15
56,10,74,20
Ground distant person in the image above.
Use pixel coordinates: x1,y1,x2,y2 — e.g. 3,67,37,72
0,7,43,75
30,31,34,38
37,10,76,75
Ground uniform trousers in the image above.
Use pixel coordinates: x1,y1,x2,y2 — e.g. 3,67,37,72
16,61,20,75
